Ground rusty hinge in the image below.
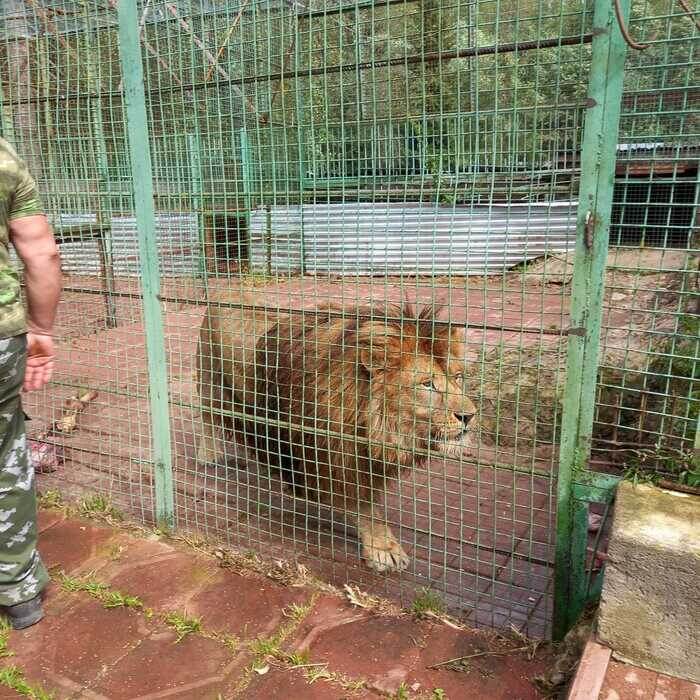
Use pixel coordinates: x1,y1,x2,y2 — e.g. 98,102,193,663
584,211,596,249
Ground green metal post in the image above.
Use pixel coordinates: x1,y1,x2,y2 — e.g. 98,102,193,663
38,37,55,181
293,16,306,274
187,131,206,287
117,0,175,529
0,83,15,142
89,33,118,329
265,204,272,276
239,127,253,268
553,0,630,640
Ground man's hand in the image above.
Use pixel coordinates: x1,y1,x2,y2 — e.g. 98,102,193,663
24,332,55,392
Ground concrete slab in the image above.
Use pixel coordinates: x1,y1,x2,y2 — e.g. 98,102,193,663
597,481,700,684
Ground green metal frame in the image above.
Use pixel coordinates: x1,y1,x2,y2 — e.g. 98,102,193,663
88,31,118,330
5,0,691,642
239,127,253,268
187,130,206,286
0,83,15,142
553,0,631,640
117,0,175,530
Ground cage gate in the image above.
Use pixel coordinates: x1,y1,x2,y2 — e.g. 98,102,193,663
1,0,697,642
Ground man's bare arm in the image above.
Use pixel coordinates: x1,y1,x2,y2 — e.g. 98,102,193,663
9,214,61,335
9,214,61,391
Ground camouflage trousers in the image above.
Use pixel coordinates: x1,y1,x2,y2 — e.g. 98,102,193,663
0,334,48,606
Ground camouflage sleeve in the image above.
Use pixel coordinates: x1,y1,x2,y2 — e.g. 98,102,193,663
9,159,44,220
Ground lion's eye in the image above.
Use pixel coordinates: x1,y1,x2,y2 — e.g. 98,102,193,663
421,380,437,391
454,374,464,383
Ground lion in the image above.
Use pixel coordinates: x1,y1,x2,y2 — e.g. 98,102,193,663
195,292,477,573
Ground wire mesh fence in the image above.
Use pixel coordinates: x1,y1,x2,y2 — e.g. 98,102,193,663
591,1,699,480
0,0,697,640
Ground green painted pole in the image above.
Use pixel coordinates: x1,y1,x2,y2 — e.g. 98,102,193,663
239,127,253,268
553,0,630,640
117,0,175,529
0,83,15,142
293,16,306,274
187,131,206,287
88,33,118,329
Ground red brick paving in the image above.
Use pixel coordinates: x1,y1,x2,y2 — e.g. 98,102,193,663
408,626,549,700
597,660,700,700
245,667,378,700
98,542,219,613
0,510,554,699
36,517,118,574
7,596,148,696
91,628,246,700
569,640,700,700
37,509,66,534
290,611,433,694
186,569,312,639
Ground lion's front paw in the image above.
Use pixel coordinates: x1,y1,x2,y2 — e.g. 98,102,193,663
362,536,410,573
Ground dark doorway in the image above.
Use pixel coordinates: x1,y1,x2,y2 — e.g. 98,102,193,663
610,173,698,248
203,212,248,274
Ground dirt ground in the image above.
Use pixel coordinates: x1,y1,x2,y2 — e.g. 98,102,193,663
29,253,680,640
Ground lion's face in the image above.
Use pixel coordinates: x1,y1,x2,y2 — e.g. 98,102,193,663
359,315,477,459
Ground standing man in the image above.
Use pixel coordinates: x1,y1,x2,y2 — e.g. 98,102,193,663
0,136,61,629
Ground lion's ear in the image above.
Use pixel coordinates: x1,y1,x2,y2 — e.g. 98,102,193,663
358,321,403,373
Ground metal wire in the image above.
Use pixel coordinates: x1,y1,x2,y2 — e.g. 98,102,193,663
0,0,696,641
677,0,700,31
613,0,651,50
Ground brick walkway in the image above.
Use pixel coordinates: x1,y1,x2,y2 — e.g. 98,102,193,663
567,640,700,700
0,508,552,699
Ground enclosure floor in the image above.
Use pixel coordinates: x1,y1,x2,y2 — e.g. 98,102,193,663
27,273,587,640
3,508,553,699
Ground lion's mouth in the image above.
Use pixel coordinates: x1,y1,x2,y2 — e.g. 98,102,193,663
431,426,475,451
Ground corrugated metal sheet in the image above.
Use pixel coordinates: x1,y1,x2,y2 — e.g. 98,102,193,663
13,203,576,279
249,202,577,275
13,213,201,277
110,214,200,276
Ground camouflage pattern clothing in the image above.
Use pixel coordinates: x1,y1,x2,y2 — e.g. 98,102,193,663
0,139,48,607
0,335,48,606
0,137,44,340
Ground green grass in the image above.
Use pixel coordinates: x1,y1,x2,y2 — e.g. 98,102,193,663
0,666,54,700
164,612,202,643
285,650,311,667
303,664,332,684
101,590,144,610
37,490,63,510
0,616,13,659
411,587,446,617
623,448,699,489
57,572,145,612
57,572,108,596
250,636,280,659
78,494,123,520
218,634,240,653
392,683,411,700
284,601,313,622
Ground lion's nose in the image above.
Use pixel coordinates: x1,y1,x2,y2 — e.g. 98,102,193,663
455,412,475,427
